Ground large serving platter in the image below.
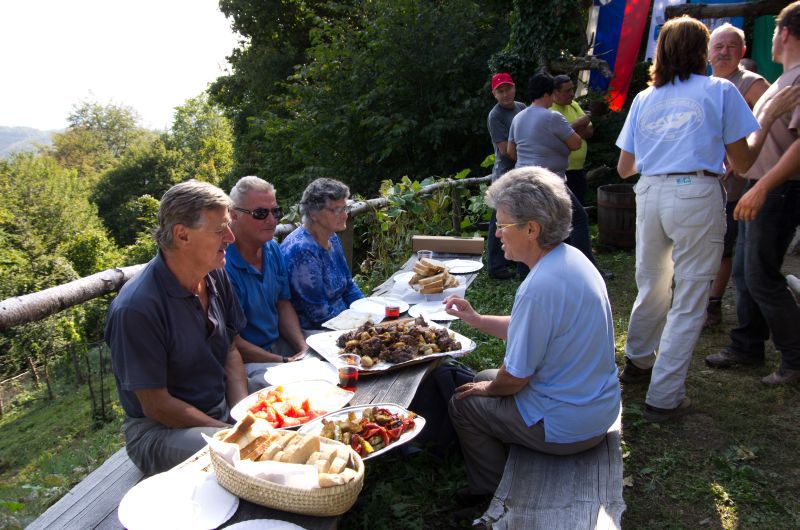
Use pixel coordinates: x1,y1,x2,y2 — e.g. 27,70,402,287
297,403,425,460
305,319,476,375
230,380,354,423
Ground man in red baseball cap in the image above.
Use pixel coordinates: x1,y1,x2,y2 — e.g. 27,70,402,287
487,73,526,279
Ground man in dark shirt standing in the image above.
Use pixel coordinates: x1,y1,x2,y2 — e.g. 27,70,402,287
105,180,249,475
487,72,526,279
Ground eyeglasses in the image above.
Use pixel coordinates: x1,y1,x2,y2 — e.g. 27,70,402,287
324,206,348,215
496,222,524,232
234,206,283,220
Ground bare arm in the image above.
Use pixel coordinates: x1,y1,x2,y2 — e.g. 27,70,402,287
496,140,510,158
443,295,510,339
727,85,800,173
744,78,770,109
734,139,800,222
617,150,637,179
135,388,230,428
277,299,309,359
507,141,517,161
234,334,284,363
571,115,594,139
565,132,582,151
225,342,249,406
453,365,529,399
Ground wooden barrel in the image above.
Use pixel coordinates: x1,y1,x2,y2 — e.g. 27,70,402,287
597,183,636,249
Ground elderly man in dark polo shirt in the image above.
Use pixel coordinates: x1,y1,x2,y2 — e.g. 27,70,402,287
105,180,249,475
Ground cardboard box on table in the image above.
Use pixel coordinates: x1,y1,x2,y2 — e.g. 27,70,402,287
411,235,484,255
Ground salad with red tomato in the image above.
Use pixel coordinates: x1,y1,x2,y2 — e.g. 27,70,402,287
247,386,325,428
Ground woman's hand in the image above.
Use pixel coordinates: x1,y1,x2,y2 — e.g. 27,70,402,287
443,295,480,326
454,380,492,400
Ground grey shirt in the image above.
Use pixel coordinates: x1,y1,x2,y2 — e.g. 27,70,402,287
488,101,526,180
105,251,246,419
509,106,574,177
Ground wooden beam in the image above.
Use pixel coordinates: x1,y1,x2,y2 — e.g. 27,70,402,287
665,0,786,20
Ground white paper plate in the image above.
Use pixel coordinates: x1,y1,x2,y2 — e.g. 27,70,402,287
408,301,458,321
230,380,354,423
393,271,415,285
350,296,410,315
305,322,475,373
118,470,238,530
297,403,425,460
263,357,338,386
321,309,383,331
224,520,307,530
443,259,484,274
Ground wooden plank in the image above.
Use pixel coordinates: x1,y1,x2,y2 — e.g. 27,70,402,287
475,418,625,530
28,448,142,530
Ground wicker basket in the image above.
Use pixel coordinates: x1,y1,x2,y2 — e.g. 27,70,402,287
210,430,364,516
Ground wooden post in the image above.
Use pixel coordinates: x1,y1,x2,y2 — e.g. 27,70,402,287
450,187,462,235
27,356,40,388
70,344,85,385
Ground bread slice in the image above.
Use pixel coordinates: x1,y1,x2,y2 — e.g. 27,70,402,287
419,280,444,294
327,456,348,474
280,433,320,464
223,412,256,445
444,274,459,288
313,445,338,473
240,434,272,460
417,271,447,286
319,467,357,487
419,258,446,274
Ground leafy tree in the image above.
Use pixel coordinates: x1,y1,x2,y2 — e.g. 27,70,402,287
51,100,150,182
92,138,183,245
212,0,510,199
167,94,234,186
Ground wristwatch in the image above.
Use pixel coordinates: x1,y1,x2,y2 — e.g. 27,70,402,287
282,357,288,363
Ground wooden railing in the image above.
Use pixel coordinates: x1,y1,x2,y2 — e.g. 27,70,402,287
0,175,490,332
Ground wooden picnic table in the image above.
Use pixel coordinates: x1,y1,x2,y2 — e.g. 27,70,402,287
30,252,483,529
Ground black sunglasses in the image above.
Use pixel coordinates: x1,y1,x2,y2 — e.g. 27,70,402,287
234,206,283,220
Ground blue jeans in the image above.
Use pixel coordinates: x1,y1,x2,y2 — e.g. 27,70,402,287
729,180,800,369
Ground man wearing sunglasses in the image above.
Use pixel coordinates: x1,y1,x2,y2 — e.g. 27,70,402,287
226,176,308,393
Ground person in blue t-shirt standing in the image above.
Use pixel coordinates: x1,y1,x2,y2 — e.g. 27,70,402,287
444,167,620,506
226,176,309,393
486,72,526,279
615,16,796,421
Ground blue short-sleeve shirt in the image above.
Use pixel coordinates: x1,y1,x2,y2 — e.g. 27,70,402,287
225,240,290,349
105,251,246,419
504,244,621,443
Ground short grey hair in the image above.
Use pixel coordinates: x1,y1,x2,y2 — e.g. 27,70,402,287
299,178,350,223
230,176,275,206
155,180,232,250
485,167,572,249
709,23,745,48
553,74,572,90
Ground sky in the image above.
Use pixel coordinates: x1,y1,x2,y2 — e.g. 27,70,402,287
0,0,240,131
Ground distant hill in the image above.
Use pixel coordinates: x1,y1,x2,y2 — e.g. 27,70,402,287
0,126,55,158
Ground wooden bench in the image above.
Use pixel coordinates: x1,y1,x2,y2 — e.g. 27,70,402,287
473,416,625,530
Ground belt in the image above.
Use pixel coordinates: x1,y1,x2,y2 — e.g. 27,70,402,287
660,170,719,177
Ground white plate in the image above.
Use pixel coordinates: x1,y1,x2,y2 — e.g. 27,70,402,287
118,470,238,530
321,309,383,331
393,271,415,285
443,259,484,274
350,296,410,315
408,301,458,321
305,321,476,373
225,520,307,530
263,358,339,386
297,403,425,460
230,380,354,423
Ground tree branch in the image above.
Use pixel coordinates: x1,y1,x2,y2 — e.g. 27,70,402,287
665,0,787,20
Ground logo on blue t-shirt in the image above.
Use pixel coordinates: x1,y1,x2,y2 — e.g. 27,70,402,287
638,98,704,141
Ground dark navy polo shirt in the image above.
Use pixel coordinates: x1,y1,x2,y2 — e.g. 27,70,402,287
105,251,246,418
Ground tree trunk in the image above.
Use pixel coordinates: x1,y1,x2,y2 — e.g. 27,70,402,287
0,264,145,332
549,55,614,79
666,0,787,20
451,187,463,235
43,353,54,401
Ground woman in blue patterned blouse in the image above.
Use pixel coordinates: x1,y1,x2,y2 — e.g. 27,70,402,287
280,178,365,331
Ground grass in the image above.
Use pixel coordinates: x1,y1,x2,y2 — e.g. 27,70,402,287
1,248,799,529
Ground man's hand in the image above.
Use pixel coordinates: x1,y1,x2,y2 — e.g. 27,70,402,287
288,349,307,362
734,184,767,221
454,380,492,400
760,85,800,122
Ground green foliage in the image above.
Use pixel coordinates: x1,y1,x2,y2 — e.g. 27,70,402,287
212,0,510,201
58,227,120,278
166,94,234,186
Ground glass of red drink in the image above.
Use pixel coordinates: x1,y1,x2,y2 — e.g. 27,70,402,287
337,353,361,392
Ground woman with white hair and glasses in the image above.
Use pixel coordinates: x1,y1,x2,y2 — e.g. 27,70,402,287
444,166,620,506
280,178,364,332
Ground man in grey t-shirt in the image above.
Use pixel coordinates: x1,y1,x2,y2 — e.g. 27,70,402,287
487,72,526,279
